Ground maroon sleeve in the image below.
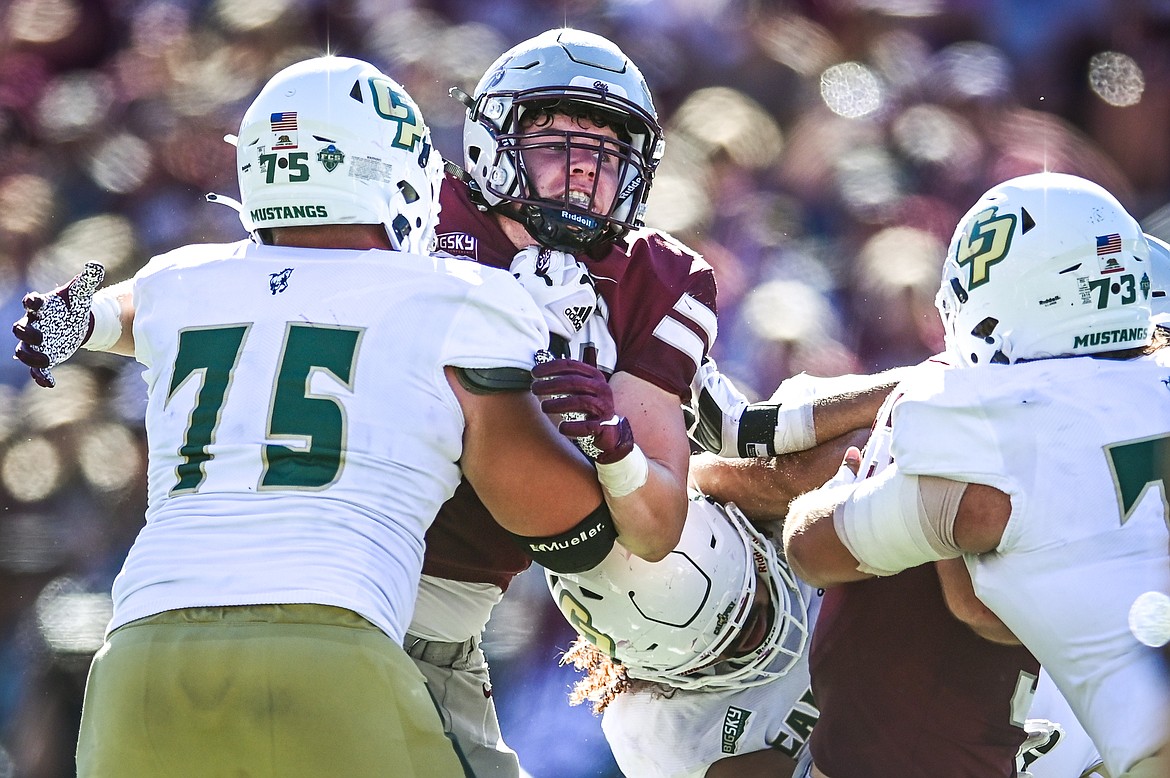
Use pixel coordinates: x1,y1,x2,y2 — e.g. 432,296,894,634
589,229,717,403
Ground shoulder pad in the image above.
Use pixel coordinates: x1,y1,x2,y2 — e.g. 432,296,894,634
453,365,533,394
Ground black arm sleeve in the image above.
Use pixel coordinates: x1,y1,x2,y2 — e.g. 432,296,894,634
452,366,533,395
505,501,617,573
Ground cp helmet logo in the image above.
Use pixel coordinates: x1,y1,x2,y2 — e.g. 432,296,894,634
955,206,1017,290
368,77,427,151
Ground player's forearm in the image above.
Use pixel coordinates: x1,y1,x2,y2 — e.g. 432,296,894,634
602,456,687,561
809,377,902,444
84,279,136,356
691,429,871,522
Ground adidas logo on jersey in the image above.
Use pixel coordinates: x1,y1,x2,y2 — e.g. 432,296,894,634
563,305,593,331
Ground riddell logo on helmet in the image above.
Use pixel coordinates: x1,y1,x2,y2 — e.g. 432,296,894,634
560,210,597,228
249,205,329,222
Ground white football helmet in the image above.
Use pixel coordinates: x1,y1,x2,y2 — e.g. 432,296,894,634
1145,232,1170,326
215,56,442,254
546,494,808,691
936,172,1154,365
458,28,664,252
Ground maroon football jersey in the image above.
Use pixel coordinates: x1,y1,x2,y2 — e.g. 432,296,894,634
423,173,717,589
808,563,1039,777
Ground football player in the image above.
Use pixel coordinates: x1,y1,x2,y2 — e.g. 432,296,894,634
785,172,1170,778
11,56,661,777
403,28,717,775
550,492,820,778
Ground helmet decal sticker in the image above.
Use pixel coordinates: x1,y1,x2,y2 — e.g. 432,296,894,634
316,144,344,172
955,206,1016,290
270,112,298,149
368,77,426,151
1097,233,1126,274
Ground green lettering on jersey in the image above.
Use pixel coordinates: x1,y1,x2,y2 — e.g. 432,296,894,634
168,325,251,494
1105,433,1170,525
261,323,362,490
167,323,362,495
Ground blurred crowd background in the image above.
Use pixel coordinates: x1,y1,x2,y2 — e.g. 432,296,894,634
2,0,1169,775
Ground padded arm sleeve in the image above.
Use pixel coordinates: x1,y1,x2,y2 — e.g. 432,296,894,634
505,502,617,573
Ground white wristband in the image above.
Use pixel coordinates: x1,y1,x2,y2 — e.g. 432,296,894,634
773,402,816,455
595,443,649,497
83,290,122,352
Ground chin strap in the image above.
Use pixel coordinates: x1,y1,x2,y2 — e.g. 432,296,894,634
520,203,609,253
205,191,243,213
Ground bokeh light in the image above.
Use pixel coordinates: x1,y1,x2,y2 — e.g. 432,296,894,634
35,578,112,657
213,0,292,32
742,278,838,345
88,133,154,194
29,215,138,288
35,71,114,142
0,174,55,236
20,366,100,430
892,103,981,169
77,423,141,494
5,0,80,45
1088,51,1144,108
2,435,64,504
820,62,884,119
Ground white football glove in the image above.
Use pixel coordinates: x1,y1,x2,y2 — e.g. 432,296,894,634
510,247,597,342
686,357,751,456
12,262,105,388
686,358,819,458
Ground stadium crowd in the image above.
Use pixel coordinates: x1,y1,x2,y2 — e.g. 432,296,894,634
2,0,1170,776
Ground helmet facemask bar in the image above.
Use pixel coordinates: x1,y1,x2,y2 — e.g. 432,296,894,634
472,86,660,251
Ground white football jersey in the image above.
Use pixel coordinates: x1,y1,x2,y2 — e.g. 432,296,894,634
600,584,823,778
110,240,547,642
1020,669,1103,778
889,355,1170,776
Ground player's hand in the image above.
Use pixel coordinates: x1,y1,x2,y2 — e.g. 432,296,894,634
12,262,105,388
685,356,751,456
510,247,597,342
824,446,862,489
531,357,633,464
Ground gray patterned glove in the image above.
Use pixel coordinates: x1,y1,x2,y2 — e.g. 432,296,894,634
12,262,105,388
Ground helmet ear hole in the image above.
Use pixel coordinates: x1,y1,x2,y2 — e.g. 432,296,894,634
391,214,410,244
971,317,999,343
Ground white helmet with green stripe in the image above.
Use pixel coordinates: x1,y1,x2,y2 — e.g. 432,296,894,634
937,172,1154,366
220,56,442,254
